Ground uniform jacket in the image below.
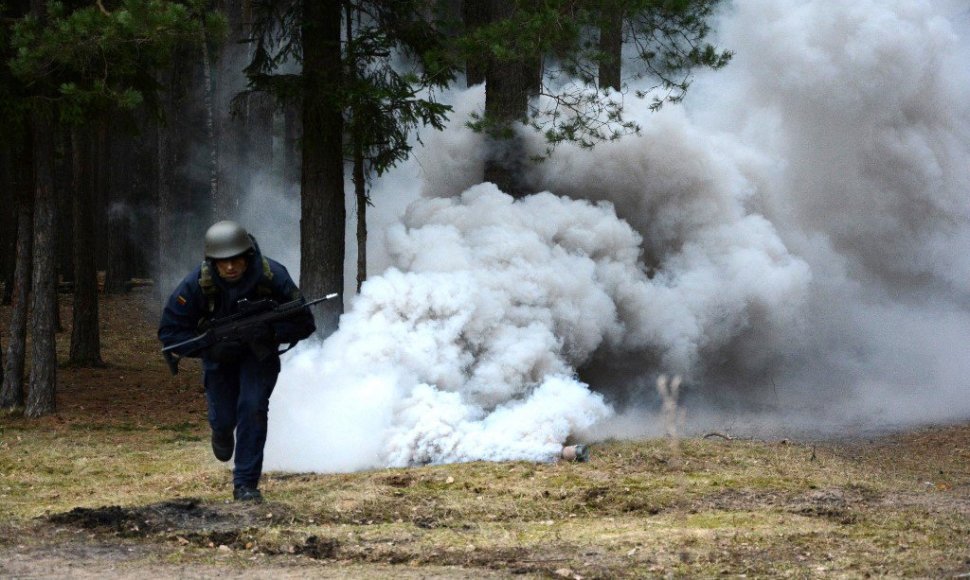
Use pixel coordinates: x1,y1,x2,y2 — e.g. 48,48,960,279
158,241,316,358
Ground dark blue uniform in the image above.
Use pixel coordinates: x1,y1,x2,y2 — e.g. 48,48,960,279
158,244,315,490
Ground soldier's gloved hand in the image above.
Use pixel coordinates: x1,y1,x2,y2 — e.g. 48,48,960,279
205,341,245,363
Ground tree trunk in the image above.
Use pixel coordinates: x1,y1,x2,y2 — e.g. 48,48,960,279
462,0,488,87
119,112,159,282
354,139,367,293
598,2,623,91
92,117,109,288
220,0,280,223
1,144,33,410
55,128,74,288
70,126,103,366
236,91,275,226
283,102,302,202
214,3,235,221
301,0,345,337
156,70,180,306
345,2,366,294
482,0,539,198
25,111,58,418
105,116,159,293
0,240,12,304
53,128,69,334
99,120,137,296
104,120,135,295
200,25,221,217
155,53,206,307
0,143,15,305
136,115,159,280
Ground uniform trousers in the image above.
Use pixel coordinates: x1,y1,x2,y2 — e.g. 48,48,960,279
203,354,281,488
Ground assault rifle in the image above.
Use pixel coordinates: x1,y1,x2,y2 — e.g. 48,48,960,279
161,293,339,375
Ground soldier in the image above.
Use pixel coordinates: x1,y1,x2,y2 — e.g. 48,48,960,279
158,221,316,502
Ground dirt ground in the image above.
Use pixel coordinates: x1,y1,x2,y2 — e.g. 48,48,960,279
1,291,969,578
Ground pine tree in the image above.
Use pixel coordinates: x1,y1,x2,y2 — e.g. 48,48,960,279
5,0,223,416
457,0,732,192
246,0,455,334
0,0,31,411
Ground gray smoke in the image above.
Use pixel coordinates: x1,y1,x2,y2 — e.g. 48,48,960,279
263,0,970,472
687,0,970,426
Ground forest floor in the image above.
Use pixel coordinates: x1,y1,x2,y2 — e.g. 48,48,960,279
1,291,969,579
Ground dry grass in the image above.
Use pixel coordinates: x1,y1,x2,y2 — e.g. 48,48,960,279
1,292,969,578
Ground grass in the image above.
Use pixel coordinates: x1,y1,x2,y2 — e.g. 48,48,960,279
0,292,969,577
2,417,969,577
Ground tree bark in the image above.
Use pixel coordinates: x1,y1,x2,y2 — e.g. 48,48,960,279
156,69,181,307
482,0,539,198
217,0,267,221
236,91,275,226
53,128,70,334
104,120,136,295
155,50,206,308
200,25,221,217
132,112,159,281
0,241,12,304
112,112,158,283
70,126,103,366
55,128,74,288
301,0,345,337
0,143,15,305
598,1,623,91
1,144,33,410
462,0,488,87
99,120,134,296
92,116,109,287
354,137,367,294
25,111,58,418
104,116,158,293
346,2,366,294
283,102,302,202
214,2,235,221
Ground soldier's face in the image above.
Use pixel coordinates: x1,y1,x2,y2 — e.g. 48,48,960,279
214,256,248,283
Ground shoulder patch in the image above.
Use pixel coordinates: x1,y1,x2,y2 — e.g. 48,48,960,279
176,295,187,306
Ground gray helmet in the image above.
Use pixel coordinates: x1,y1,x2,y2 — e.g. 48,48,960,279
204,221,254,259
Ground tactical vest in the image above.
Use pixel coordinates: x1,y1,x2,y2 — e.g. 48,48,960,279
199,256,275,314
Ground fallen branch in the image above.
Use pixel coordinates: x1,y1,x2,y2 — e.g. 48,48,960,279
703,432,733,441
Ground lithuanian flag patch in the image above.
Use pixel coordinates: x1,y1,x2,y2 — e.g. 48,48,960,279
176,295,187,306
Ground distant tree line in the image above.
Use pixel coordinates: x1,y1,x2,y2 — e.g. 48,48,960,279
0,0,729,418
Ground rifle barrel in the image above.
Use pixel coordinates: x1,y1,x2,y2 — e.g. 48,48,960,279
304,293,340,308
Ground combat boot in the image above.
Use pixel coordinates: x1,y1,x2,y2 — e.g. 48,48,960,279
233,485,263,503
211,429,234,462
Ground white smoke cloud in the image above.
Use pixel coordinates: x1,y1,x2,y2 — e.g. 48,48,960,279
266,0,970,472
268,185,634,468
267,167,806,468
